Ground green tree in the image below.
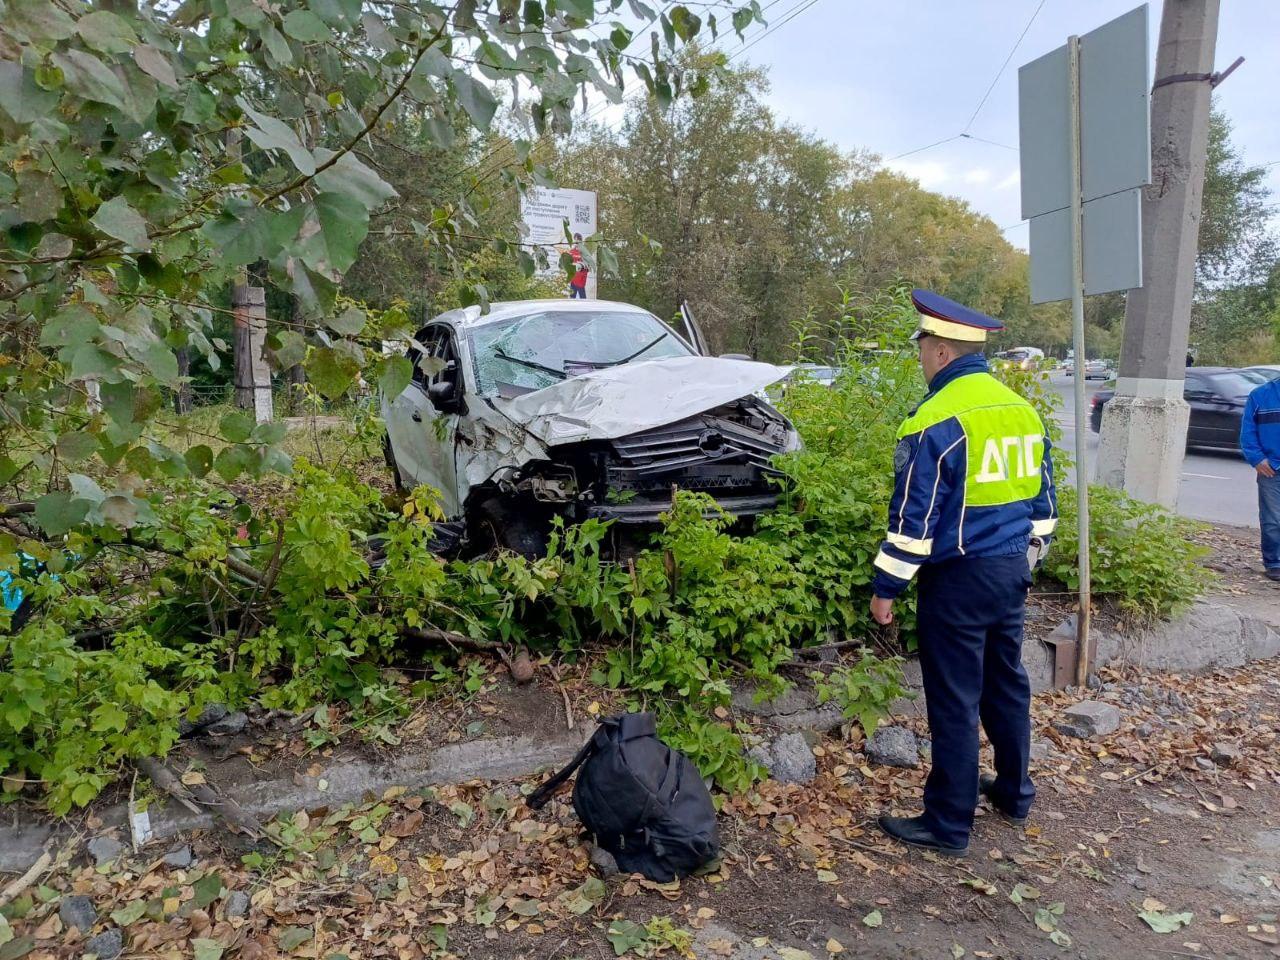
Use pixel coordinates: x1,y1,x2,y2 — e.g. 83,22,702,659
0,1,759,535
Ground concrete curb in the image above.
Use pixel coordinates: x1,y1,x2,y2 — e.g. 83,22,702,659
738,599,1280,732
0,728,588,874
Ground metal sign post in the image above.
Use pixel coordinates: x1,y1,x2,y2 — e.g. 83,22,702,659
1019,4,1150,686
1066,36,1092,685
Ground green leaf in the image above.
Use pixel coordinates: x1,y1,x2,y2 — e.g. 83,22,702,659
33,492,89,537
184,445,214,478
91,702,129,733
241,103,316,176
0,936,34,960
133,45,179,89
298,192,368,274
202,203,306,268
273,331,307,371
191,872,224,909
305,346,360,400
313,152,397,208
732,7,754,36
8,0,75,40
282,10,330,41
76,10,138,54
53,49,128,112
377,356,412,400
669,6,701,40
220,412,255,443
1048,930,1072,947
452,73,498,132
1138,909,1192,934
110,900,148,926
214,445,253,482
91,196,151,251
192,939,224,960
56,432,98,463
862,909,882,928
0,62,60,124
325,306,366,336
277,926,312,951
261,24,294,66
606,920,647,956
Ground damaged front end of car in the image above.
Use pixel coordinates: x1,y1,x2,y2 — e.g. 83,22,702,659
461,357,799,554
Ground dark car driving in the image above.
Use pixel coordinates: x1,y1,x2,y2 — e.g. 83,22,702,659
1090,367,1262,453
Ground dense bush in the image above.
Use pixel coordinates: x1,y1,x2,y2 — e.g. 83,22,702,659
0,288,1213,811
1045,485,1212,619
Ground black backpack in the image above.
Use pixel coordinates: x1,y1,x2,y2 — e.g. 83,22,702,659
527,712,720,882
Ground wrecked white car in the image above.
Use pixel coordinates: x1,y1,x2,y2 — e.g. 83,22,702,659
381,300,799,554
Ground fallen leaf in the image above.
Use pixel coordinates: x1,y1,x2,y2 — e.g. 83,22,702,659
862,909,882,928
1139,909,1193,934
369,854,397,875
181,770,207,786
826,937,845,954
951,945,965,959
816,869,839,884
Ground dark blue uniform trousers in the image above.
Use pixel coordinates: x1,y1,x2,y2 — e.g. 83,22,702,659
916,554,1035,848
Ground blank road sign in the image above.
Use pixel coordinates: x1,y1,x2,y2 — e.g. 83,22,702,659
1019,4,1151,304
1029,187,1142,303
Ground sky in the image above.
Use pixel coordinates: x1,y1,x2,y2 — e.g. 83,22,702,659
714,0,1280,250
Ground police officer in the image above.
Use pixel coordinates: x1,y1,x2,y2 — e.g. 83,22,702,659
870,289,1057,858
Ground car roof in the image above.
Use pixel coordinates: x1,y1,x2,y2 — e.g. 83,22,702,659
430,299,655,330
1245,364,1280,371
1187,366,1239,376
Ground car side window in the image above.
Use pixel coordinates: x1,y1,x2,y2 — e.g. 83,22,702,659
409,325,460,391
1184,376,1208,401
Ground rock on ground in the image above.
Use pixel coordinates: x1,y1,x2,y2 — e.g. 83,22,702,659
225,890,251,918
1210,742,1241,765
747,732,817,784
205,710,248,736
84,927,122,960
864,725,920,768
1053,700,1121,739
162,844,193,868
58,894,96,934
178,702,228,736
86,836,124,867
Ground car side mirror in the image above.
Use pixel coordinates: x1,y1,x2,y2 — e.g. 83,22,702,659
427,379,460,410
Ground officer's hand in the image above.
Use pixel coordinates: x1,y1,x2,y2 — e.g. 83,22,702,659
1258,461,1277,479
870,596,894,625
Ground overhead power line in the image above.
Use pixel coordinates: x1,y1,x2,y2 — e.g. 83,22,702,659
962,0,1049,134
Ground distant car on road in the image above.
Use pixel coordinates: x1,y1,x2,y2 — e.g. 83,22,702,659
1062,358,1110,378
993,347,1045,371
1242,365,1280,382
1090,366,1260,452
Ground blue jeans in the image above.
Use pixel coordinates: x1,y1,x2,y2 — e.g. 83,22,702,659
1260,472,1280,571
569,284,587,299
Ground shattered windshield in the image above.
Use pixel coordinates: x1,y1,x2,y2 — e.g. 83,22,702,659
469,309,693,395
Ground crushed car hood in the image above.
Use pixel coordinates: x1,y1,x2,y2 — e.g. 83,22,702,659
495,356,792,446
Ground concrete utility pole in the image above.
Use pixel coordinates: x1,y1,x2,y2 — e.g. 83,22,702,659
1096,0,1220,506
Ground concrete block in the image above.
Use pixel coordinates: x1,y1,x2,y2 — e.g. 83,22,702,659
864,726,920,768
1053,700,1121,739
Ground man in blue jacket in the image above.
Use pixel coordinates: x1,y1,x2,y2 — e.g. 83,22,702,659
1240,377,1280,581
870,289,1057,858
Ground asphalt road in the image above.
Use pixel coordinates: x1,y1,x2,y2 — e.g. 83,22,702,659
1048,372,1259,528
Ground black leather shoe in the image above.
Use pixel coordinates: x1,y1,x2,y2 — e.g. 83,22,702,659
877,815,967,857
979,773,1028,826
1266,569,1280,582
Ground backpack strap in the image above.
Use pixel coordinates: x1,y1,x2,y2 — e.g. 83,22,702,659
526,725,608,810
